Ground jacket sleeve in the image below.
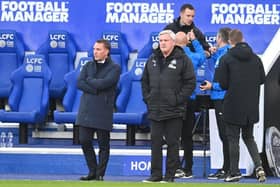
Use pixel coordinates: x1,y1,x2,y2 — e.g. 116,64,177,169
193,27,210,51
257,57,266,85
77,63,98,94
190,39,207,67
176,55,196,104
141,58,151,104
216,56,229,90
212,82,224,91
86,64,121,90
163,22,174,31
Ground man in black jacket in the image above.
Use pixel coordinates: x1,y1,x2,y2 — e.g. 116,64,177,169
164,3,210,56
76,39,121,181
141,30,196,183
216,29,266,182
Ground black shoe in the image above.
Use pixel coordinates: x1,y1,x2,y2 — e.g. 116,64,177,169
224,173,242,182
161,177,174,183
142,176,162,183
95,176,104,181
208,169,227,180
255,166,266,183
175,169,193,179
182,171,193,179
175,169,186,178
80,174,96,181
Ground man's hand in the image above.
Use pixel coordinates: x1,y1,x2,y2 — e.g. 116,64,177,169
200,80,212,90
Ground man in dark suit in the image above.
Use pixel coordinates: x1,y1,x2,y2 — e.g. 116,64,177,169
76,39,121,181
216,29,266,182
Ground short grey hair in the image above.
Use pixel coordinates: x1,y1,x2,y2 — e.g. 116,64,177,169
159,30,176,41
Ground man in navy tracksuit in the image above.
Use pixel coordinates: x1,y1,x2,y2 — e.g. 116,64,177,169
200,27,231,179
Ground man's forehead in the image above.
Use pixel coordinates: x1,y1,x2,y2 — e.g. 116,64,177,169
181,9,195,15
94,43,104,48
159,34,171,39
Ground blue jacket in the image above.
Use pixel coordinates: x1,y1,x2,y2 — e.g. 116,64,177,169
210,44,230,100
183,39,206,99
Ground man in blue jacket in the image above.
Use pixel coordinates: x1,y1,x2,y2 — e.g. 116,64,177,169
200,27,231,180
76,39,121,181
175,30,206,178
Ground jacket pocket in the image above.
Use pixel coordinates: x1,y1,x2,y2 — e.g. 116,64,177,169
163,90,177,107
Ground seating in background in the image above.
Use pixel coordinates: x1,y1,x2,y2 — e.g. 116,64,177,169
0,30,26,109
137,32,159,58
113,58,149,146
53,57,91,144
36,30,77,114
0,55,52,144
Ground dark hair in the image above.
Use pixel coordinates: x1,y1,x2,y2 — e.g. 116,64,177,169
96,39,111,51
180,4,195,12
218,27,231,43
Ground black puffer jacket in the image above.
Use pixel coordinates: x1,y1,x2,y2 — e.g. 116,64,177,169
141,46,196,121
216,42,265,126
164,17,210,51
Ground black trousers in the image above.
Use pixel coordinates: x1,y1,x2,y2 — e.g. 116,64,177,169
213,100,230,172
225,122,262,174
79,126,110,177
150,118,182,178
180,99,196,173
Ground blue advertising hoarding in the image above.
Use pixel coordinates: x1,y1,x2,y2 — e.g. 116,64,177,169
0,0,279,54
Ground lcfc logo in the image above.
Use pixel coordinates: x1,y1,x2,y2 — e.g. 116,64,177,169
0,33,14,40
151,34,159,49
0,40,6,48
152,42,159,50
103,34,119,41
25,64,34,72
103,34,120,49
50,40,58,48
134,67,143,76
206,36,216,43
151,35,159,42
50,34,66,41
26,57,43,64
49,34,66,48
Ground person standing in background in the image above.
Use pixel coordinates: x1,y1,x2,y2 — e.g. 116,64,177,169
76,39,121,181
164,3,211,57
174,30,206,179
200,27,231,180
141,30,196,183
216,29,266,183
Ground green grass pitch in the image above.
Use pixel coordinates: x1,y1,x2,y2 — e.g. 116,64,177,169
0,181,278,187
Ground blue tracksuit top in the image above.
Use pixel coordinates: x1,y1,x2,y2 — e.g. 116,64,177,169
183,39,206,100
210,44,231,100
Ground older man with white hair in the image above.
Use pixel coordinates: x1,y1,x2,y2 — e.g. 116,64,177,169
141,30,196,183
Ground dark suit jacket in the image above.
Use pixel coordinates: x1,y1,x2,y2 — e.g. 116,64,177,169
76,57,121,130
